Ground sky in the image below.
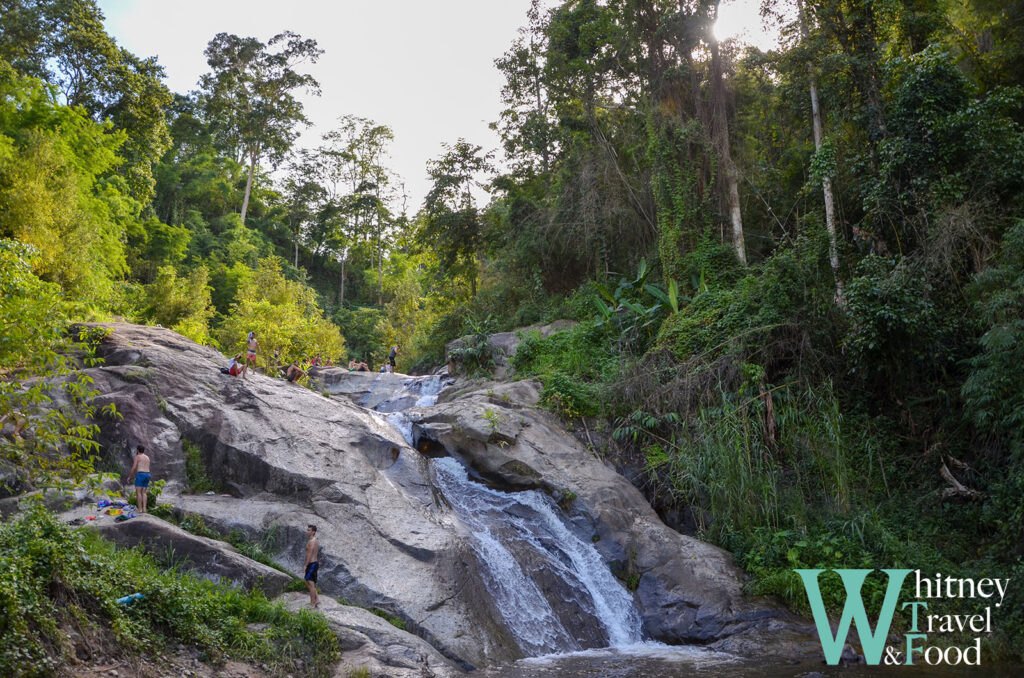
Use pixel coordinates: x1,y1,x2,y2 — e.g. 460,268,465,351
97,0,776,211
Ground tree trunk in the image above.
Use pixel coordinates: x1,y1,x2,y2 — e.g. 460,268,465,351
799,0,843,300
240,153,256,225
377,246,383,306
708,3,746,265
338,257,346,306
294,238,299,268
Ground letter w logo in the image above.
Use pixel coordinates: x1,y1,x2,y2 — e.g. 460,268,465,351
795,568,912,665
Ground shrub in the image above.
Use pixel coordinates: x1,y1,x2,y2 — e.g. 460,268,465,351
0,505,338,677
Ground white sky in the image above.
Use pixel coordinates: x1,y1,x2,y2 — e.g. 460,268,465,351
97,0,775,211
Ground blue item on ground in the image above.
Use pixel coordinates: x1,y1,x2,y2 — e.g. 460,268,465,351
115,593,145,604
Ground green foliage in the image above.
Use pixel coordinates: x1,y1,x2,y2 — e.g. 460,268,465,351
842,255,952,394
963,221,1024,447
370,609,406,631
183,441,217,494
447,317,497,377
656,231,836,368
593,259,681,354
0,505,338,677
215,258,345,367
334,306,385,366
144,266,215,346
0,241,112,485
0,67,135,306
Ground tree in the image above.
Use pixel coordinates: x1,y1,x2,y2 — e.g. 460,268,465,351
317,115,397,306
282,155,327,268
0,66,131,305
215,258,345,365
0,0,172,201
199,31,322,224
420,140,494,296
0,240,110,485
702,0,746,265
797,0,843,299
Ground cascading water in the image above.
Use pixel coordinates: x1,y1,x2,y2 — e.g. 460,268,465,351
432,456,643,654
370,373,645,656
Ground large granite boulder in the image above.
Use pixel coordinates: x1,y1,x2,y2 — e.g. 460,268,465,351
279,593,465,678
32,322,821,667
91,513,292,596
58,323,520,667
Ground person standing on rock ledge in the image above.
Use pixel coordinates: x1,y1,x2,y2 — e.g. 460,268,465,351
126,445,152,514
241,331,260,379
388,344,399,373
304,524,320,608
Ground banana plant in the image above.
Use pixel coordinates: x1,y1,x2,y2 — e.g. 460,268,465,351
593,259,686,352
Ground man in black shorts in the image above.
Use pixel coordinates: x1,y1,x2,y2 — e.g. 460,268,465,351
388,345,398,373
286,361,305,383
304,524,320,608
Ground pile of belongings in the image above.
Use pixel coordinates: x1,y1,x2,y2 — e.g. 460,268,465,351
95,498,138,521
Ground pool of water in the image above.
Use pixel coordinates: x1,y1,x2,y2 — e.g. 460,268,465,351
472,643,1021,678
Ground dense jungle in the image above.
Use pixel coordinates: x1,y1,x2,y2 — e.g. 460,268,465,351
2,0,1024,675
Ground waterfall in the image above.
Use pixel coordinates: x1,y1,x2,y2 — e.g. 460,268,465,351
373,373,645,656
432,457,644,653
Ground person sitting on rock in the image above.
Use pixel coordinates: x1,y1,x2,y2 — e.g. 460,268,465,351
286,361,306,383
348,359,370,372
224,354,243,377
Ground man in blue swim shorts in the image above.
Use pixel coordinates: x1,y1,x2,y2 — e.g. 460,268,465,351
304,524,320,608
127,444,152,513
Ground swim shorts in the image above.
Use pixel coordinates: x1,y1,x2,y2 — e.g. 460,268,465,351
135,472,151,488
304,562,319,583
247,351,257,360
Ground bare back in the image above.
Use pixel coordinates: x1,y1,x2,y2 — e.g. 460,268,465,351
134,453,151,473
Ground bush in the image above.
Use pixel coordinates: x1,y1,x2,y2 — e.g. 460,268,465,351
0,505,338,677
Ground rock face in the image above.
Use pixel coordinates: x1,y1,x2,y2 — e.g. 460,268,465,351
278,593,464,678
92,513,292,597
66,323,519,668
37,322,819,668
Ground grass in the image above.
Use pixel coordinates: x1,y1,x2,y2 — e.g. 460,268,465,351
183,440,218,494
0,504,339,677
148,507,295,579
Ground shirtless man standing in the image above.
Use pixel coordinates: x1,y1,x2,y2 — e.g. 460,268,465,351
304,524,320,608
127,445,152,513
242,331,259,379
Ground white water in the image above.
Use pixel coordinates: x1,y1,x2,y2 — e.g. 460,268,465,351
377,374,446,446
432,457,644,654
376,373,645,656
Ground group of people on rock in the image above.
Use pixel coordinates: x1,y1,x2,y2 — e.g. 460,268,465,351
222,330,399,383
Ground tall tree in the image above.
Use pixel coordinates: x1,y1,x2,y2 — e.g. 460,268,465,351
199,31,322,224
420,140,494,296
797,0,843,299
703,0,746,265
315,115,396,305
